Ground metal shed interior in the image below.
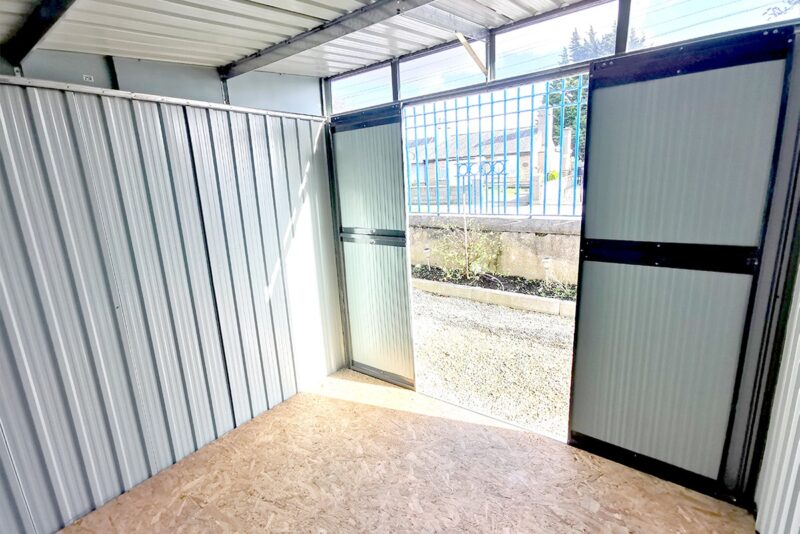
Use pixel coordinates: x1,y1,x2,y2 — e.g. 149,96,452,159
1,1,800,533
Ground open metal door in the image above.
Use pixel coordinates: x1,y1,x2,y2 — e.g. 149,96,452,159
330,104,415,388
569,28,794,501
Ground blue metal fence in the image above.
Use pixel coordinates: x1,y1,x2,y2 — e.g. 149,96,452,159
403,72,588,217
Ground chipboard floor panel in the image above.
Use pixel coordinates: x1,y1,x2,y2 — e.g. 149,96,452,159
63,370,753,533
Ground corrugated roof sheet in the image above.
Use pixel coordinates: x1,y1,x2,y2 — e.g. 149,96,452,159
24,0,567,77
38,0,372,67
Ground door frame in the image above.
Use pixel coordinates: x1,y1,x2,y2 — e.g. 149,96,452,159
567,26,799,508
326,103,417,389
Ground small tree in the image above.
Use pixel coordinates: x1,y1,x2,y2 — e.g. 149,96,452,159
437,221,502,281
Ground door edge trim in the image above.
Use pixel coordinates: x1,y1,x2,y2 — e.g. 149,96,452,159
350,361,415,390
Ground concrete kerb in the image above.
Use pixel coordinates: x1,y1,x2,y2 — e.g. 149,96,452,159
412,278,576,318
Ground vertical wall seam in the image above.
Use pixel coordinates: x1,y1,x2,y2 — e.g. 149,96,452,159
182,106,236,435
205,108,254,421
129,101,198,452
227,112,272,409
158,103,220,439
250,115,284,399
99,97,176,466
277,118,299,395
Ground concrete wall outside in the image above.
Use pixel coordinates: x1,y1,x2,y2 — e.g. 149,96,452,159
409,214,581,284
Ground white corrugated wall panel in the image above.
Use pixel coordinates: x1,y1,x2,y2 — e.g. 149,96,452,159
159,104,234,436
0,147,72,532
69,92,174,475
26,88,149,493
250,115,297,400
0,84,101,520
0,77,338,532
229,111,283,408
186,106,252,426
132,100,216,448
572,262,752,477
585,60,785,246
756,265,800,534
283,118,343,390
208,109,270,415
103,96,196,461
334,123,406,231
266,116,299,399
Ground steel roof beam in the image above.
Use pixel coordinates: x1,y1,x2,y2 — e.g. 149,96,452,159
219,0,435,79
1,0,77,65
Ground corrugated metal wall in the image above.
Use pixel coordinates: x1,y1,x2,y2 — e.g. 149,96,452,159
756,263,800,534
0,79,340,533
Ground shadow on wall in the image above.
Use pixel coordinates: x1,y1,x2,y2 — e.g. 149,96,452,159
278,118,344,390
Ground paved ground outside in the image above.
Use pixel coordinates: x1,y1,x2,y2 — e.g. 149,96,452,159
412,288,575,441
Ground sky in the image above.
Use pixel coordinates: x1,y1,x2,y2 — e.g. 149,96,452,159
333,0,800,112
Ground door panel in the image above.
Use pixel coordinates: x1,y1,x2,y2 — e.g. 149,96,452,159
334,121,406,232
570,28,793,495
331,105,415,387
342,240,414,383
572,262,751,477
584,60,784,246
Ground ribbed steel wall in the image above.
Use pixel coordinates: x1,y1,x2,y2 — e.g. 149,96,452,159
0,81,329,533
756,265,800,534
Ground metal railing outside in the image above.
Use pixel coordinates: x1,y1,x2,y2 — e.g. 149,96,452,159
403,72,588,217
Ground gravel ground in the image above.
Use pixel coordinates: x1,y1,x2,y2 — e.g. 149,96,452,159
412,288,575,441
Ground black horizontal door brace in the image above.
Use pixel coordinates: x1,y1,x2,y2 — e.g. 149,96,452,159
582,239,760,275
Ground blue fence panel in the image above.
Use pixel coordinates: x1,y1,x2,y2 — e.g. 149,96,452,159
403,72,587,217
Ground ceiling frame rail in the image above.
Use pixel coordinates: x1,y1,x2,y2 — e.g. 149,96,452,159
219,0,435,79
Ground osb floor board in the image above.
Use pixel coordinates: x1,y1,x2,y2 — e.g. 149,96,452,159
63,370,754,533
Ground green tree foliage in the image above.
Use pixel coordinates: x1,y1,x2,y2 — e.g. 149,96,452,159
548,24,645,156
